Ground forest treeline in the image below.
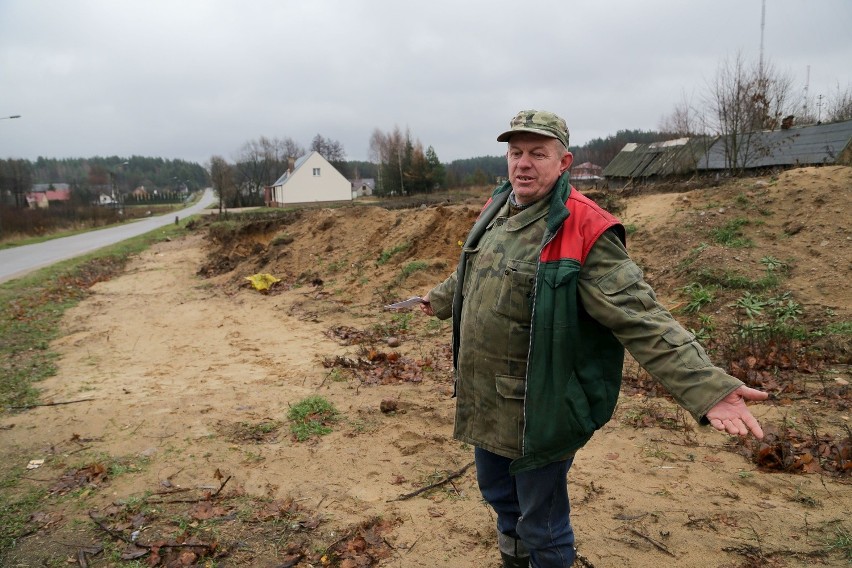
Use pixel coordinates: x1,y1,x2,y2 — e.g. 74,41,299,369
6,126,667,195
0,156,208,208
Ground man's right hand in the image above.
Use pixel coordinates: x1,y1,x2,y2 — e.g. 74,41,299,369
420,293,434,316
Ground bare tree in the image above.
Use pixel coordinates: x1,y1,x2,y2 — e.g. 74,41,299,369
368,126,407,195
282,137,306,161
659,91,705,137
209,155,234,215
310,134,346,165
825,83,852,123
232,136,294,207
704,52,796,173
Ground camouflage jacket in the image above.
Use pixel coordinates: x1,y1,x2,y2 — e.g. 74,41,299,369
429,172,743,474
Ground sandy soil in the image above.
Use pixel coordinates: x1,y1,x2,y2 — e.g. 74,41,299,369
1,166,850,567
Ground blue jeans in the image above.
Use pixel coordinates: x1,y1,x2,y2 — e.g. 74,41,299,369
475,447,575,567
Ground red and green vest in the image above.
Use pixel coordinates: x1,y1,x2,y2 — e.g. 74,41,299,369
449,172,626,473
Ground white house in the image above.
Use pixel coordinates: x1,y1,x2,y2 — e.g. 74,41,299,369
351,178,375,198
268,151,351,207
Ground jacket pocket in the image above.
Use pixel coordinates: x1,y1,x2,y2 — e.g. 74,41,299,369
540,263,580,329
597,261,658,315
492,259,536,321
494,374,526,452
661,327,709,370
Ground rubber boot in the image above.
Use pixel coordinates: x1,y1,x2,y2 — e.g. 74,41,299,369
498,532,530,568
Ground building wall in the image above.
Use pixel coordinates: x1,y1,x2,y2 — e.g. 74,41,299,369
271,152,351,206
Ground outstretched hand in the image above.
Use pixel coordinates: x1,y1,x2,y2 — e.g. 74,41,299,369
706,386,769,439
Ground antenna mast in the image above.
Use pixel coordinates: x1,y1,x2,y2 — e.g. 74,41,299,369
759,0,766,79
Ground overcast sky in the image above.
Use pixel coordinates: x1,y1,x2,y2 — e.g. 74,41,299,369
1,0,850,167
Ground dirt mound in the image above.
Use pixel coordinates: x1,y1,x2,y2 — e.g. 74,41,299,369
629,166,850,295
197,204,483,305
199,166,852,338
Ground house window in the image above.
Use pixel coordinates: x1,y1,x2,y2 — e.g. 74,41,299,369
312,168,321,176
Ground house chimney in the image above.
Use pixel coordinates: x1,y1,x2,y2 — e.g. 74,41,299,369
288,156,295,173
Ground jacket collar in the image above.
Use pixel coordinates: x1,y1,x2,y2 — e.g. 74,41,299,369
491,171,572,236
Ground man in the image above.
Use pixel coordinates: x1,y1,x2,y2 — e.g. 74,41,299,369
419,110,768,567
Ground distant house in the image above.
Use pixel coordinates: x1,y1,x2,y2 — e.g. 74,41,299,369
98,193,117,206
351,178,375,198
25,192,49,208
571,162,602,180
26,183,72,208
571,162,603,187
267,152,351,207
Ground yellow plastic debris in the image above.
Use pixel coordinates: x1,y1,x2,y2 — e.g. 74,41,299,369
245,273,281,292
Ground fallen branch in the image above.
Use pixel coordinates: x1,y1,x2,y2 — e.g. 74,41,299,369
212,475,232,498
388,461,474,502
9,397,96,410
76,545,103,568
89,511,216,553
88,511,135,545
575,549,596,568
627,528,676,557
145,475,231,504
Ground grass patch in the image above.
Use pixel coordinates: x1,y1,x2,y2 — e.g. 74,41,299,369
270,233,294,246
679,282,714,314
695,268,779,291
0,472,46,554
823,521,852,561
287,396,339,441
711,217,753,248
401,260,429,278
371,312,414,337
377,242,409,265
826,321,852,335
677,242,708,271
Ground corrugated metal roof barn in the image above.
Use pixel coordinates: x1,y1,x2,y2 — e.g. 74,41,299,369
602,137,714,179
603,119,852,180
701,119,852,170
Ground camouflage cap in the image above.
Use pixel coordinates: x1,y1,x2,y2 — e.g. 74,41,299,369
497,110,570,148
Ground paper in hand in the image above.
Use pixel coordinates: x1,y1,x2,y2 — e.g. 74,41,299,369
384,296,426,310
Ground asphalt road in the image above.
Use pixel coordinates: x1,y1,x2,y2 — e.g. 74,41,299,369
0,189,217,284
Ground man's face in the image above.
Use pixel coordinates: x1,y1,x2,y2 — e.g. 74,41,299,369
506,133,574,205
